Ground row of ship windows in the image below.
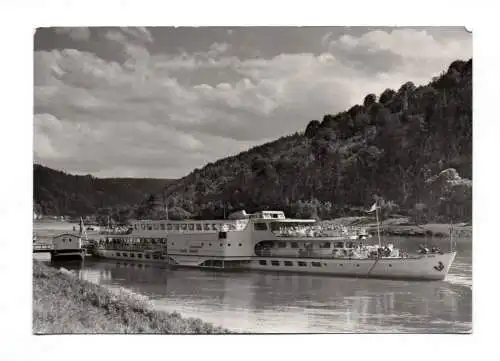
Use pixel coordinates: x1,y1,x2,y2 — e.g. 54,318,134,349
257,260,393,268
273,241,351,249
113,252,167,260
170,242,243,247
134,223,233,231
259,260,325,267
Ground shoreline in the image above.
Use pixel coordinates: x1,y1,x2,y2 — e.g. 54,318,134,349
33,260,232,334
327,216,472,239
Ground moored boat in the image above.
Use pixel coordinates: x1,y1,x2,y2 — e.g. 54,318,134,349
87,209,456,280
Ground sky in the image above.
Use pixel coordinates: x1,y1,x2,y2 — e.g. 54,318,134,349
33,26,472,179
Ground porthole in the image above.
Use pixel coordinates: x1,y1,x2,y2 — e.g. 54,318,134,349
209,243,212,247
228,243,231,247
220,243,223,247
389,264,392,267
356,264,360,267
339,264,343,267
239,243,242,247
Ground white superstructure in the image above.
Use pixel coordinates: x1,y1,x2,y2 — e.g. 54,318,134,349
90,210,456,280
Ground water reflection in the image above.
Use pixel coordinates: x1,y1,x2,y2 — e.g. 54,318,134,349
35,234,472,333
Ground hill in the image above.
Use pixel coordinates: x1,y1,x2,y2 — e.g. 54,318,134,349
136,59,472,222
33,164,174,222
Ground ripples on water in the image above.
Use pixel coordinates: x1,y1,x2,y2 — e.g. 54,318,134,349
35,233,472,333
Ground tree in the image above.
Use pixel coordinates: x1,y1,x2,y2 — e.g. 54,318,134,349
305,120,321,138
363,93,377,107
379,88,396,104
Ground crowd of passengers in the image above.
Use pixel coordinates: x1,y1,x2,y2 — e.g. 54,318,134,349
272,224,366,238
256,241,403,259
90,237,167,250
417,244,444,255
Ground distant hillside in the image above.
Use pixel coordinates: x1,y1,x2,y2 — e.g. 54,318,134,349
136,59,472,222
33,164,174,221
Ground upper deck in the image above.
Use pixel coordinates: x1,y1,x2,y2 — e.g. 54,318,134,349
97,210,367,241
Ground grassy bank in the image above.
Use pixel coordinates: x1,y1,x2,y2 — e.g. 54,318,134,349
33,260,231,334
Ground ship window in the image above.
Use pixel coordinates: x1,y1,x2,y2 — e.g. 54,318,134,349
160,224,165,230
356,264,360,267
138,254,143,258
196,224,202,231
122,253,128,257
209,243,212,247
130,253,135,258
298,261,307,267
167,224,172,231
271,260,280,266
204,224,211,231
346,242,355,248
69,239,72,242
312,262,322,267
148,224,152,230
181,224,187,231
188,224,195,231
116,252,120,257
145,254,150,259
154,223,159,230
173,224,180,231
212,224,218,231
254,223,268,231
334,242,344,248
134,224,138,230
284,261,293,266
277,241,286,248
153,254,159,259
320,242,331,249
141,224,146,230
228,243,231,247
339,264,343,267
389,264,392,267
62,238,65,243
259,260,267,266
291,242,299,249
220,243,223,247
171,242,175,246
201,242,204,247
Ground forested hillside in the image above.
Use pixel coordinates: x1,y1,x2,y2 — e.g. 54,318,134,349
33,164,173,221
137,59,472,222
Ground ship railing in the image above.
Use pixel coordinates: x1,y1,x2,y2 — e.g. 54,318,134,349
98,244,166,252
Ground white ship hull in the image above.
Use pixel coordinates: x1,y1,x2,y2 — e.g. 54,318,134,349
92,249,456,281
245,252,456,280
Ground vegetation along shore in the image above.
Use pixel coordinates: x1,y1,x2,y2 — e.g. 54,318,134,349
32,260,231,334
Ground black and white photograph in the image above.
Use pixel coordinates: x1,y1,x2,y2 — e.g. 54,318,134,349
29,25,474,335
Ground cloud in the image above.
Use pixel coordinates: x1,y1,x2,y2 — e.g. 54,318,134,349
34,28,471,178
54,27,91,41
120,27,154,43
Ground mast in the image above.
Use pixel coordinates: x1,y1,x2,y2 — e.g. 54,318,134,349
449,221,453,253
375,204,381,247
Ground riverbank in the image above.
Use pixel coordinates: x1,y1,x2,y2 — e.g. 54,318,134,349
32,260,231,334
327,216,472,238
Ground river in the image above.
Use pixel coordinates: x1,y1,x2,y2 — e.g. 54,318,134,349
34,222,472,333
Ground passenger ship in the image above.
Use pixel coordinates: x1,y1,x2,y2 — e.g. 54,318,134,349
89,210,456,280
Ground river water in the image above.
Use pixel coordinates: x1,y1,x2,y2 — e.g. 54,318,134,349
34,223,472,333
